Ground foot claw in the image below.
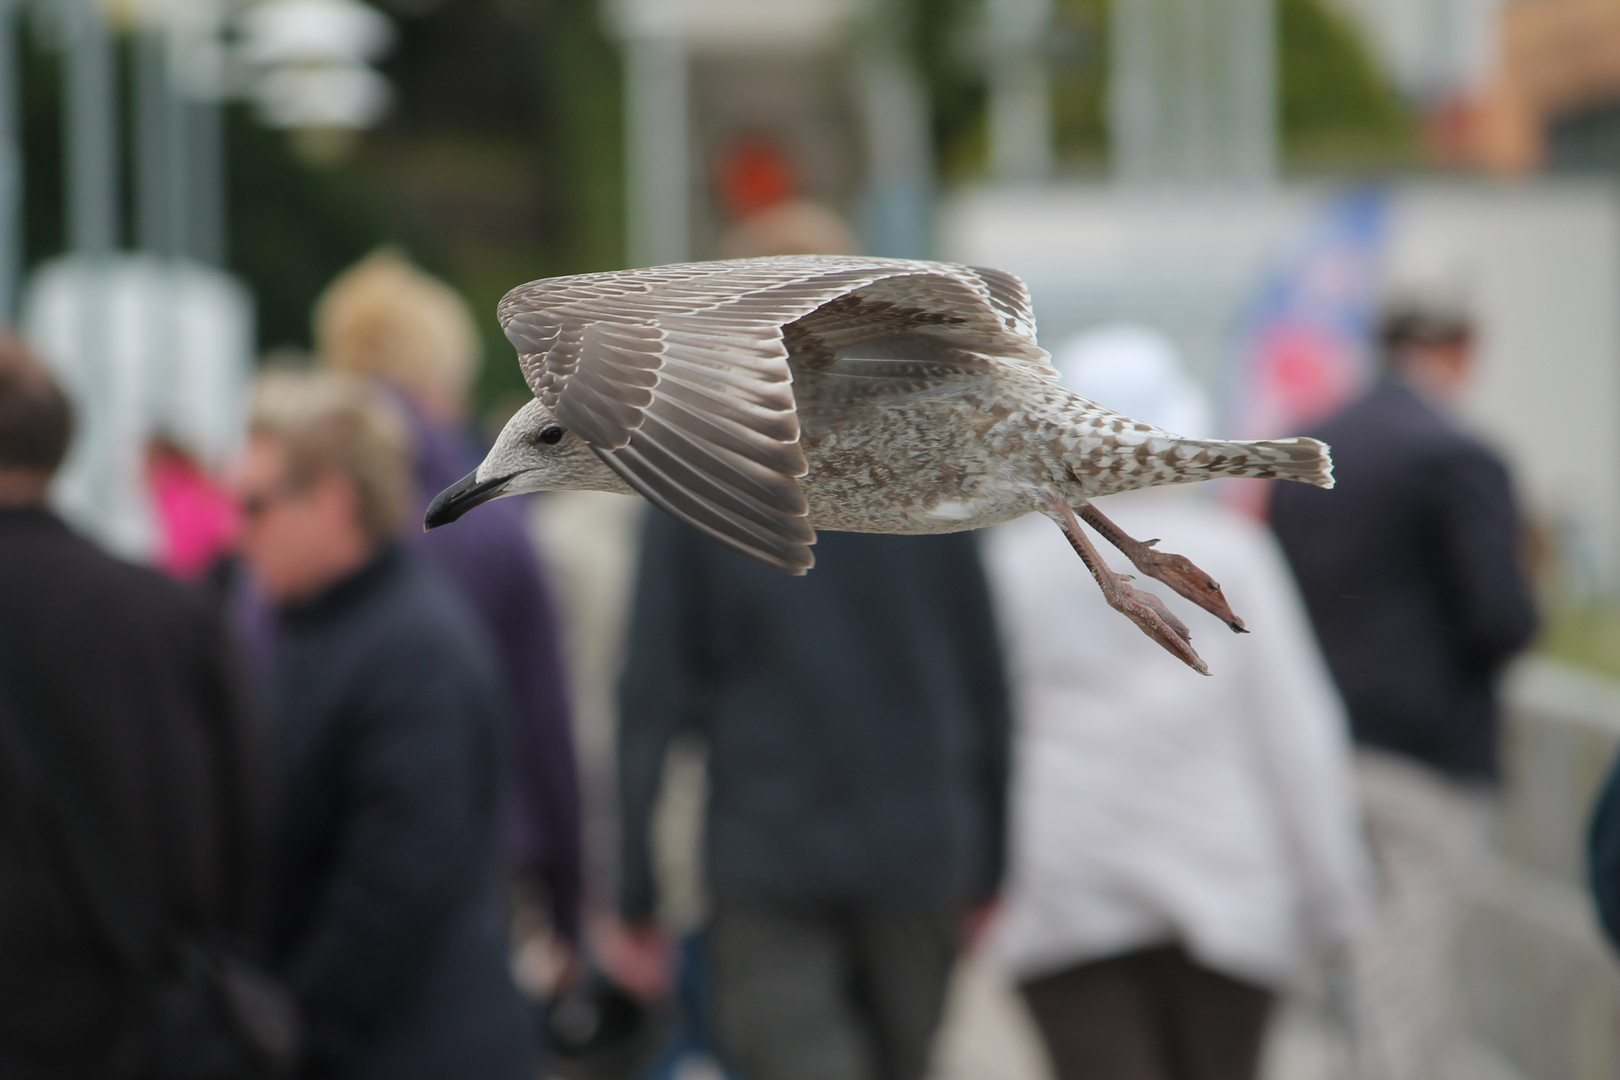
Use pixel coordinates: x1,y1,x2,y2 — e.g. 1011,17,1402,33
1079,504,1248,634
1045,495,1214,675
1119,581,1209,674
1130,585,1190,642
1135,549,1246,634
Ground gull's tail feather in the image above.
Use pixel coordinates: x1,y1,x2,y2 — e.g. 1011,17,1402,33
1171,436,1335,488
1237,436,1334,488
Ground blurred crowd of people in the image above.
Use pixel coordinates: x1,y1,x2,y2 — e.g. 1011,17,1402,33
0,241,1551,1080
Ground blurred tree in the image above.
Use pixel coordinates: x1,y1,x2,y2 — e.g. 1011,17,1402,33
530,0,624,278
1050,0,1109,168
17,19,394,355
19,19,63,271
360,0,623,416
900,0,988,182
18,2,624,419
227,108,395,354
909,0,1414,177
1278,0,1416,168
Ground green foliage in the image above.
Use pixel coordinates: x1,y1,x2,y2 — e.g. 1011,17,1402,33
531,0,624,277
933,0,1415,175
19,21,63,273
226,111,395,353
350,0,625,414
1539,603,1620,683
1278,0,1416,167
902,0,989,182
1051,0,1109,168
471,0,624,412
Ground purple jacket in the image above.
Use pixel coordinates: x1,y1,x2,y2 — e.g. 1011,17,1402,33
408,404,583,944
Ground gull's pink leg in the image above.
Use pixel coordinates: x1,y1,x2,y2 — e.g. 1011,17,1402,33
1080,502,1247,633
1041,495,1211,675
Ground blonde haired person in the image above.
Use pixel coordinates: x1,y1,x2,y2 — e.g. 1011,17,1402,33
241,370,410,595
312,253,586,976
314,248,481,421
236,369,539,1080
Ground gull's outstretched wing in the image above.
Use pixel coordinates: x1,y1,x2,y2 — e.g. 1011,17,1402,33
497,255,1047,573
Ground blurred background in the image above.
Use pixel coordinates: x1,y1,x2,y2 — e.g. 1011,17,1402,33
10,0,1620,1077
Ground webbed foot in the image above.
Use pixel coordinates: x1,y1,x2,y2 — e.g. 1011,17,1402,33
1041,496,1211,675
1080,503,1247,633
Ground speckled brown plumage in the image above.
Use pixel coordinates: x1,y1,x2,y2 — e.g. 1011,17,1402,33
427,255,1334,672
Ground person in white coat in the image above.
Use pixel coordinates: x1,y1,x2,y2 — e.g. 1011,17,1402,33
986,325,1369,1080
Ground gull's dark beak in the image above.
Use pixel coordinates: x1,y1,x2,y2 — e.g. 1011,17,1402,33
424,468,511,530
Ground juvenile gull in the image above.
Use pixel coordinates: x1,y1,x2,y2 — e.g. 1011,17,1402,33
425,256,1334,673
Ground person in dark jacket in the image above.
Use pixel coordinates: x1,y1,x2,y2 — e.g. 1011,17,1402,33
613,514,1011,1080
0,337,266,1080
1270,297,1537,1080
236,369,535,1080
1588,760,1620,954
314,250,584,958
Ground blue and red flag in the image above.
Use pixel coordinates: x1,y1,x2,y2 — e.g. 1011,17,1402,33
1223,189,1388,514
1226,188,1388,440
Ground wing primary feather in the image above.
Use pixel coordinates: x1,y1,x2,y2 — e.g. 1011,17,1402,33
633,413,808,515
654,362,800,416
556,393,642,449
652,370,801,439
651,395,808,475
599,446,815,573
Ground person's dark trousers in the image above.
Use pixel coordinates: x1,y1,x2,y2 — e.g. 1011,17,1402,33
1019,945,1273,1080
708,896,958,1080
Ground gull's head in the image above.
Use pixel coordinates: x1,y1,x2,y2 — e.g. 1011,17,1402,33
423,398,598,529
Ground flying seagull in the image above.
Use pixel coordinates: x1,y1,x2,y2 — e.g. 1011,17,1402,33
425,256,1333,674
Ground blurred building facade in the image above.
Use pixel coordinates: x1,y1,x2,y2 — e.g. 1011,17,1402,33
1328,0,1620,176
606,0,936,263
1111,0,1277,185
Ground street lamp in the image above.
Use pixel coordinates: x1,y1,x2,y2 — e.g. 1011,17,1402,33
607,0,690,268
236,0,395,163
1111,0,1277,186
985,0,1053,183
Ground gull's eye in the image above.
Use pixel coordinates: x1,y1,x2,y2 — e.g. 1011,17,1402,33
538,425,565,446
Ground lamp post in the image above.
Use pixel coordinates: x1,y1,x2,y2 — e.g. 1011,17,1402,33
986,0,1053,183
0,0,22,323
109,0,228,268
61,0,118,523
1111,0,1276,186
67,0,118,257
135,15,176,256
857,0,933,258
20,0,253,558
609,0,690,268
236,0,395,164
